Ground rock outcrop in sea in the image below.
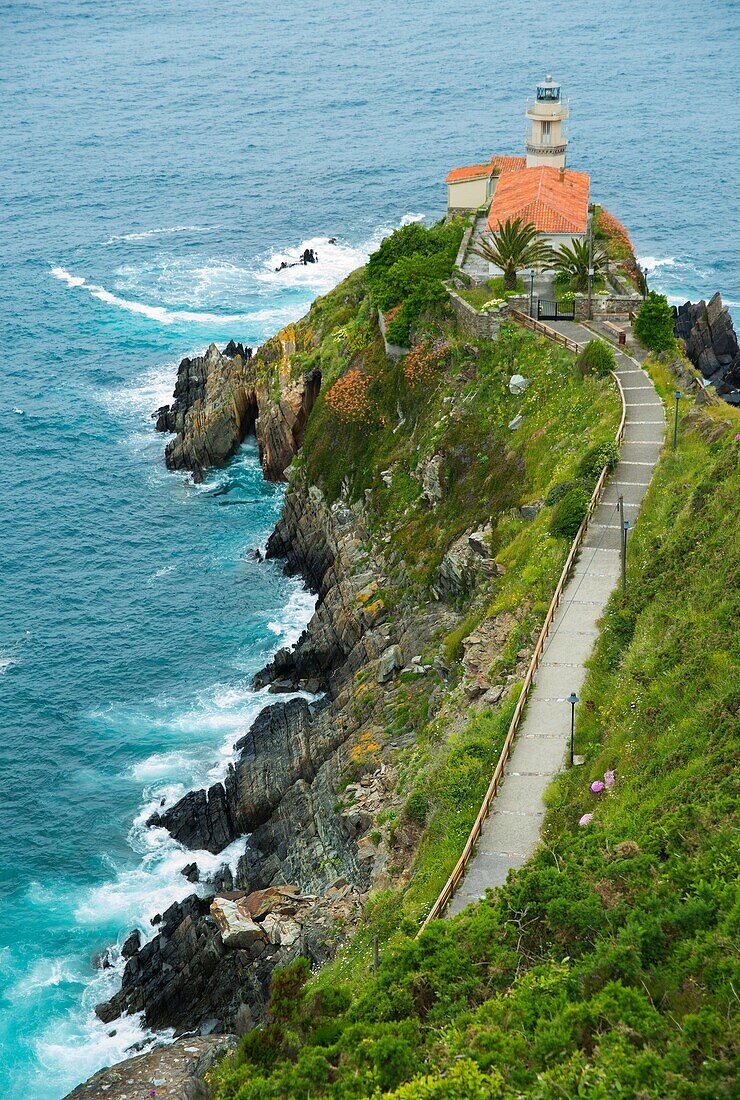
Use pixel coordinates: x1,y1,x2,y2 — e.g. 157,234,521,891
155,334,321,481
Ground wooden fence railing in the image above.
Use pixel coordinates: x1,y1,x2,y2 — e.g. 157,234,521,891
418,363,626,933
508,308,584,355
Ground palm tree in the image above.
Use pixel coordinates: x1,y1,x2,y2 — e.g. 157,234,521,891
472,217,554,290
552,238,608,293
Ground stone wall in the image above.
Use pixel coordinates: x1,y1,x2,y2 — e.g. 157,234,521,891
454,223,474,270
377,308,409,359
446,284,504,340
574,294,640,320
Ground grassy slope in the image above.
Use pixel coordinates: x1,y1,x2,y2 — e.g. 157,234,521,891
210,226,738,1097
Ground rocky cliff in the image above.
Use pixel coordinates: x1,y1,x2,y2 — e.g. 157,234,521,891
93,454,428,1042
155,332,321,481
674,292,740,405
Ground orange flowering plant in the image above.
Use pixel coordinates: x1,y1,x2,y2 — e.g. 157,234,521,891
325,367,373,423
402,340,450,388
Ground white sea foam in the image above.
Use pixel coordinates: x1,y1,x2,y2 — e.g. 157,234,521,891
53,212,427,333
50,265,289,328
0,655,17,674
33,1001,164,1099
50,265,85,288
104,224,221,245
267,584,316,644
639,254,712,281
256,216,425,295
6,957,81,1002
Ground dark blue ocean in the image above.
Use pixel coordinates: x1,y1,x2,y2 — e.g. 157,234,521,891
0,1,737,1095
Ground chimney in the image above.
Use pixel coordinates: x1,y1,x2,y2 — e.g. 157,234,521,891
559,167,565,183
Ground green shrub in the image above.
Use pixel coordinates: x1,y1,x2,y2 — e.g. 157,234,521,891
549,486,590,538
403,790,430,824
577,440,620,480
385,301,413,346
577,338,616,377
634,291,676,352
367,220,463,346
545,477,594,506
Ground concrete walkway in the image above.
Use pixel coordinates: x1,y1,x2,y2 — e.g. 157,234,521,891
460,214,490,284
448,323,665,915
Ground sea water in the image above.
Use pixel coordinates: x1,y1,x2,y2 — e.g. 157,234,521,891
0,1,737,1095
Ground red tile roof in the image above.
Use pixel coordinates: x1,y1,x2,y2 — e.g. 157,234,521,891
487,166,590,235
445,163,492,184
446,154,527,185
489,155,526,173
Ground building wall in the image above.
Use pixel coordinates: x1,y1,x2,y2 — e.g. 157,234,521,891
525,149,567,169
540,231,586,250
447,177,489,211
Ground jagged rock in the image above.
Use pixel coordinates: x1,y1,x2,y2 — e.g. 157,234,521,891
121,929,141,959
377,644,404,683
462,612,518,685
91,947,112,971
210,897,267,950
416,454,443,506
155,340,321,482
508,413,523,431
63,1035,237,1100
438,527,501,599
101,378,441,1059
519,500,543,520
480,684,506,707
509,374,530,394
223,340,252,360
675,294,740,402
210,863,234,893
148,781,236,855
437,532,476,599
181,862,200,883
468,526,493,557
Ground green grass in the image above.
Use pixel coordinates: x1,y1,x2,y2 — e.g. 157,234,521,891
458,276,525,310
209,361,739,1099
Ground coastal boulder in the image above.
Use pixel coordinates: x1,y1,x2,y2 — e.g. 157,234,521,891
210,896,267,950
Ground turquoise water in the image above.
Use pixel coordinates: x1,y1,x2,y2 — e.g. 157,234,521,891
0,1,737,1095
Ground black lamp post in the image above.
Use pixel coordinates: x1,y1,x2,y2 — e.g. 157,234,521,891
673,390,681,450
621,519,631,596
568,691,579,767
529,268,535,318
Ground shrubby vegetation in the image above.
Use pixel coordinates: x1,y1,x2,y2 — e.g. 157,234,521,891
593,205,647,294
548,485,590,538
577,337,616,377
635,291,677,353
366,220,464,344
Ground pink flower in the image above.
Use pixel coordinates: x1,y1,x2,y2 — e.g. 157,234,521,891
591,780,605,793
604,770,616,789
579,813,593,826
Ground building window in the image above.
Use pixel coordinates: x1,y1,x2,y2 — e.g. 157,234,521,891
541,120,551,145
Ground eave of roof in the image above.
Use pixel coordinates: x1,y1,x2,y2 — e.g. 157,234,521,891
445,163,492,184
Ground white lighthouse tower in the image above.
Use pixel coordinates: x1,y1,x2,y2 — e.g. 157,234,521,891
525,75,569,168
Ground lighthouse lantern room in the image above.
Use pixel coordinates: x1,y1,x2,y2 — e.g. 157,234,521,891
525,75,569,169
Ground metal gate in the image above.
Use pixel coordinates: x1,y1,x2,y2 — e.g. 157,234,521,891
537,299,575,321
